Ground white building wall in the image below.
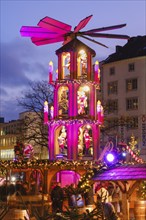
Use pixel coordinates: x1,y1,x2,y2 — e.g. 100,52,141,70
102,56,146,160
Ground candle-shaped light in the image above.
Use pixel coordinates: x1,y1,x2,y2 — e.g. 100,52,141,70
50,106,54,120
55,69,58,81
44,101,48,124
94,61,101,83
94,61,99,82
101,105,104,123
49,61,53,83
98,68,100,84
97,100,101,123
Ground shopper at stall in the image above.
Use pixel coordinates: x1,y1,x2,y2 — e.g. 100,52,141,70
51,182,64,213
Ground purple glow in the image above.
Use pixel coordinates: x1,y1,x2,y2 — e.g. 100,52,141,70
57,170,80,187
106,153,115,162
20,26,57,37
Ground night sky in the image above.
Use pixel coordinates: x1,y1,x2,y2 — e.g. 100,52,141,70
1,0,146,122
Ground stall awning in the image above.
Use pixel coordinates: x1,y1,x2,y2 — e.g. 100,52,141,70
92,163,146,181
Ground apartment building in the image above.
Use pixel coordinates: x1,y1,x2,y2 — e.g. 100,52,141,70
101,36,146,160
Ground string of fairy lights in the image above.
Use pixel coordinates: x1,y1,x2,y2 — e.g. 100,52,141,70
48,119,99,126
0,160,97,170
0,159,144,178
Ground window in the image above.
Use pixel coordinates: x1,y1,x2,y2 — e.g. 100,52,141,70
128,63,135,72
126,116,138,129
108,81,118,95
109,67,115,75
126,97,138,110
126,78,137,91
107,99,118,113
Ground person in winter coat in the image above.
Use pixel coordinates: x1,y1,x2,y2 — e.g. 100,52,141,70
51,182,64,213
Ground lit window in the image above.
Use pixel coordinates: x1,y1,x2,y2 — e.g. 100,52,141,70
126,97,138,110
126,78,137,91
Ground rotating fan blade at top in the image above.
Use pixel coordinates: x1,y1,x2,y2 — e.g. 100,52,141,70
38,16,72,34
31,36,65,46
80,35,108,48
20,26,61,38
82,23,127,34
74,15,93,33
83,32,130,39
63,15,93,45
20,15,129,47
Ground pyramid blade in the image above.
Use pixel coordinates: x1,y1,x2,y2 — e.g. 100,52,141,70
85,33,130,39
20,26,60,38
31,36,64,46
81,35,108,48
82,23,127,34
74,15,93,33
38,16,72,34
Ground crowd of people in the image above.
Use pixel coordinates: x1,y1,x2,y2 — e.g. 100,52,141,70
0,179,122,219
0,178,41,203
49,181,121,219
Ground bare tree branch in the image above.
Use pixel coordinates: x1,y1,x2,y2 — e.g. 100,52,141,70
17,80,54,151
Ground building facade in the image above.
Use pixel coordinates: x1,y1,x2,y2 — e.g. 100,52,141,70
0,112,48,160
101,36,146,160
0,117,23,159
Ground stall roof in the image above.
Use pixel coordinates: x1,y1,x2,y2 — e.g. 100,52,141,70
92,163,146,181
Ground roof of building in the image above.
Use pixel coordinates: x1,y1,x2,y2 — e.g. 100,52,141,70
103,35,146,64
92,163,146,181
56,38,96,56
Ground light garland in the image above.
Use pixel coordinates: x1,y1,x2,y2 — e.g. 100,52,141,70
0,159,101,170
47,118,100,126
51,79,100,88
